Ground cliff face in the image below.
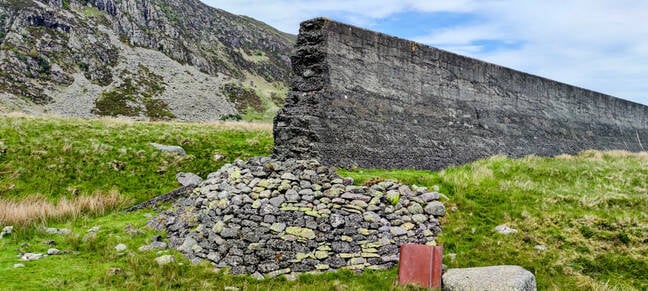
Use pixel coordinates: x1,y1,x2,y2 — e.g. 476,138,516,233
0,0,294,121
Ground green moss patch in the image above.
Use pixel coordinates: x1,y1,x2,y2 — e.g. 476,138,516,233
221,82,264,113
81,6,104,18
93,65,174,120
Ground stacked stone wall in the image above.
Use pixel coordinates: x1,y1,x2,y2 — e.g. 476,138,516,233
151,157,445,277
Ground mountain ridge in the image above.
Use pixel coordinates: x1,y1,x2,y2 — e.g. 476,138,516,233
0,0,294,121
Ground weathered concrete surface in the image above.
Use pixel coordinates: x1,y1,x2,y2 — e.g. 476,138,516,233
442,265,537,291
273,18,648,170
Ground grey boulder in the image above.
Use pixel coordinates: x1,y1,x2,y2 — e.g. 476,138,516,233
150,143,186,156
176,172,203,186
44,227,71,235
21,253,43,261
47,248,61,255
0,225,13,238
443,265,536,291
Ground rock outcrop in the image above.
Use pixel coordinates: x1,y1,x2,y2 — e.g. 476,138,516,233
149,157,445,277
0,0,294,121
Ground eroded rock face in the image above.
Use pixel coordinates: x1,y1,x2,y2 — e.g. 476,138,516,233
149,157,446,277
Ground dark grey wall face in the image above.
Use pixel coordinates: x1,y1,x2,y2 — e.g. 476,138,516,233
273,18,648,170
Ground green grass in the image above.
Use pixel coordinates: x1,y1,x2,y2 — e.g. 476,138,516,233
1,211,425,290
341,152,648,290
93,66,174,119
81,6,104,18
1,114,647,290
0,114,272,203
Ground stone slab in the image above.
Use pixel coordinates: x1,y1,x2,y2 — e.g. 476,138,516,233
442,265,536,291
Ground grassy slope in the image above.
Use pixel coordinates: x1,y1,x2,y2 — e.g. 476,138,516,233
0,114,272,203
1,114,647,290
342,152,648,290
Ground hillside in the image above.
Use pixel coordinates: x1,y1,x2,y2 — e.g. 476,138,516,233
0,0,294,121
0,114,646,290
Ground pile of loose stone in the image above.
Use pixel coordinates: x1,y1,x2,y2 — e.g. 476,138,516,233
149,157,445,278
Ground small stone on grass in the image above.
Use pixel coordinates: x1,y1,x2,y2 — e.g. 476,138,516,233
155,255,175,265
21,253,43,261
1,226,13,238
115,243,128,252
44,228,71,235
494,224,518,235
47,248,61,255
251,272,264,280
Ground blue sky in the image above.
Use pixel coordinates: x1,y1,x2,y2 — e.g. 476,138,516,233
201,0,648,105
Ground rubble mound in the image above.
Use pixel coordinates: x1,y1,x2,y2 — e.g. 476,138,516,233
149,157,445,278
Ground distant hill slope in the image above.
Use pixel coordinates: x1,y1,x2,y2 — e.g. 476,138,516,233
0,0,294,121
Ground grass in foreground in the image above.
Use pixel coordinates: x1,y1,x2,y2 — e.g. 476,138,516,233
342,151,648,290
1,114,647,290
0,113,272,205
1,211,418,290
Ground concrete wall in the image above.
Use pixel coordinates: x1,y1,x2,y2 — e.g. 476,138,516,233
273,18,648,170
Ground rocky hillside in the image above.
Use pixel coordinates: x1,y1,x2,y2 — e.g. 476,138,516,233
0,0,294,121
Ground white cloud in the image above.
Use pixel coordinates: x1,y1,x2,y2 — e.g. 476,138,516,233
201,0,478,33
415,1,648,103
200,0,648,104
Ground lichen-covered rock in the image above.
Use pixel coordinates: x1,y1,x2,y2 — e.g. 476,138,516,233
424,201,446,217
285,227,316,240
151,157,446,277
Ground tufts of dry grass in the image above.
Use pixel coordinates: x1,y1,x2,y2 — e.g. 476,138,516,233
578,149,648,162
202,120,273,131
0,190,129,226
99,116,273,132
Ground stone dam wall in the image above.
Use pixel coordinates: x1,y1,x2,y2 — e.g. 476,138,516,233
273,18,648,170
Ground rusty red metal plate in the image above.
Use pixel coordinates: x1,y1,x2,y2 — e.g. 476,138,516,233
398,244,443,289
